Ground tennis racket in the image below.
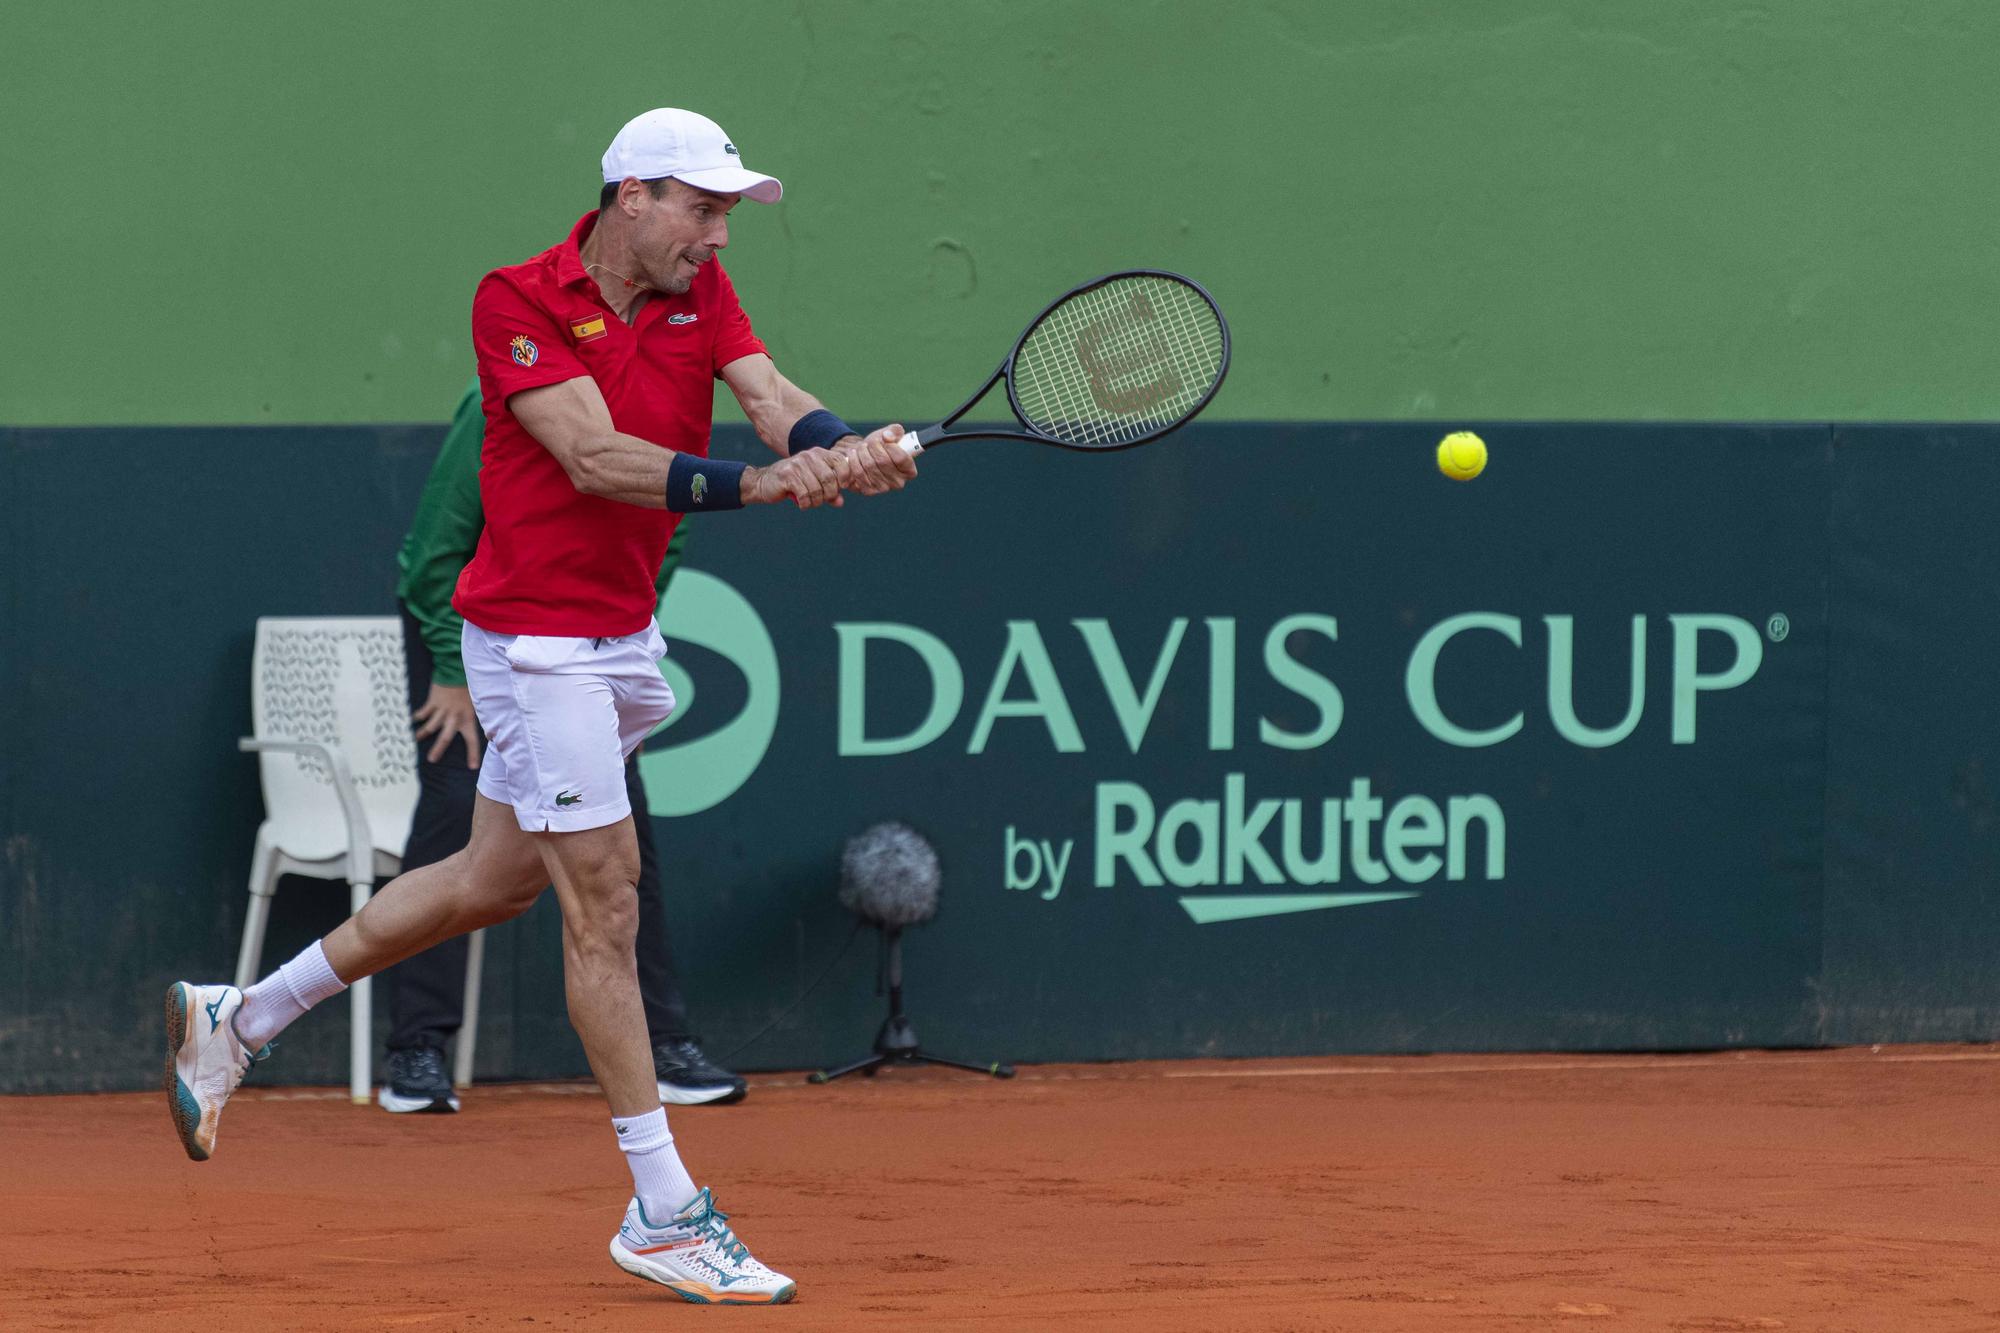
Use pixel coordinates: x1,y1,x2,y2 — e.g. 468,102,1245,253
897,269,1230,455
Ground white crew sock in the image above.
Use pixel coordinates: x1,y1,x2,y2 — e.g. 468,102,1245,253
614,1107,698,1220
235,940,348,1049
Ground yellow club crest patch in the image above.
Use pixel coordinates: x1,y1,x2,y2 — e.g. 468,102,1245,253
570,314,608,344
509,334,539,367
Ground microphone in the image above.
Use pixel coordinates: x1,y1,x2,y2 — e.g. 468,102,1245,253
839,821,940,930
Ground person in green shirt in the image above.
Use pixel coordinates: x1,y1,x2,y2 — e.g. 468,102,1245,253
385,378,741,1112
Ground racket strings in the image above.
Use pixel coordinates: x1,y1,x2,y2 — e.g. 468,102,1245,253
1012,275,1224,447
1022,284,1209,444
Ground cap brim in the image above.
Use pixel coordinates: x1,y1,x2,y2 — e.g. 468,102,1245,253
670,166,783,204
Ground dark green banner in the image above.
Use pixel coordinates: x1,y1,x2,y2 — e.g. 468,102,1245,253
1,422,1993,1092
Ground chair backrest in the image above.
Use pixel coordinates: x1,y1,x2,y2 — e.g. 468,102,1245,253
249,616,420,863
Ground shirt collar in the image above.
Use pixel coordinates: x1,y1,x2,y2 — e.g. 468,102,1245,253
555,211,599,291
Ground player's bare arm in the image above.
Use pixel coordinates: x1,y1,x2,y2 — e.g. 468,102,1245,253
720,352,917,495
509,374,846,510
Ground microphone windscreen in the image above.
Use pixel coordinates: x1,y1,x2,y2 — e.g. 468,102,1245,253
840,821,941,927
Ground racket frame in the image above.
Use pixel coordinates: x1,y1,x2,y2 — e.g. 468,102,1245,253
901,268,1231,454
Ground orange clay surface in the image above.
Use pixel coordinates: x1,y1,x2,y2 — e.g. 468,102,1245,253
5,1048,2000,1331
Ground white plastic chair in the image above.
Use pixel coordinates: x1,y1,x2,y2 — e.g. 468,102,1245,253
236,616,485,1104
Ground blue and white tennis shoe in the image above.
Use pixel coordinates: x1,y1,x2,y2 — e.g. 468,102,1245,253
609,1188,797,1305
164,982,268,1161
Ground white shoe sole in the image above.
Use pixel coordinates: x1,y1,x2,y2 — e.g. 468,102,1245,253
608,1239,796,1305
378,1086,461,1114
658,1080,742,1106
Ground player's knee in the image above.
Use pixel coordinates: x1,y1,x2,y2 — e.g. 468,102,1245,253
569,880,639,957
593,880,641,941
566,838,641,901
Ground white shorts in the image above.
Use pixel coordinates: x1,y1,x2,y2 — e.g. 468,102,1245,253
462,619,677,833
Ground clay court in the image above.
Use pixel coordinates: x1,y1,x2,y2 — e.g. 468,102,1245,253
6,1046,1998,1331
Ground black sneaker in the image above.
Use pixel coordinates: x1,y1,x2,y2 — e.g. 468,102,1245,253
652,1038,747,1106
379,1045,460,1114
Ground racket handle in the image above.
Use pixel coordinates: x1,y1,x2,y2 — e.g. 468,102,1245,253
898,426,928,456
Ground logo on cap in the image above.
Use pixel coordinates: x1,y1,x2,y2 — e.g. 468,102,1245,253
723,143,739,156
509,335,540,367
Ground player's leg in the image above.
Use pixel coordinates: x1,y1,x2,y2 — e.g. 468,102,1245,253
200,799,544,1035
166,796,546,1160
578,625,790,1303
509,680,699,1213
169,617,546,1158
626,755,746,1105
173,630,565,1156
336,798,542,968
537,818,661,1117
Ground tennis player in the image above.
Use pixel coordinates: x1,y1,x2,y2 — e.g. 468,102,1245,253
165,107,917,1306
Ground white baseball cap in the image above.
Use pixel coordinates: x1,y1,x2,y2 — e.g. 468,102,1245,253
600,108,783,204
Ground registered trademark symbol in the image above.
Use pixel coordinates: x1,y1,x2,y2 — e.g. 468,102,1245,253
1766,613,1790,643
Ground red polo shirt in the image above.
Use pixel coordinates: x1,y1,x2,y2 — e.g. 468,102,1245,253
455,211,766,636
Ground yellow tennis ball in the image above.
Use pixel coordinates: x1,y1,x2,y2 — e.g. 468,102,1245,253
1436,430,1487,481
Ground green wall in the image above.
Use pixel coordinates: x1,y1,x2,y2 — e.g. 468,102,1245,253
6,0,1999,425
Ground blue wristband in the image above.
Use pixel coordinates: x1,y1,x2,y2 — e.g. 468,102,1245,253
788,408,856,454
665,453,746,512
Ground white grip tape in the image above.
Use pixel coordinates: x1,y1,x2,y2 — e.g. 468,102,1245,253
898,430,925,456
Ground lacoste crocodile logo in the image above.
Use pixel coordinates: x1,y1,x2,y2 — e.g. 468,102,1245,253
556,790,583,806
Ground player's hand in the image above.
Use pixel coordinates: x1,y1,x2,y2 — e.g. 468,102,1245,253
745,449,845,509
412,682,482,767
830,425,918,495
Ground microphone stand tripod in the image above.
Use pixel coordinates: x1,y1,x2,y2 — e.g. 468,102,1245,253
808,925,1014,1083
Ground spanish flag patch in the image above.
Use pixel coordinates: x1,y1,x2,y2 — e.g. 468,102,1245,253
570,314,608,344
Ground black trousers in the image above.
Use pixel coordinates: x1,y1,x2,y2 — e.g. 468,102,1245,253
385,605,692,1053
